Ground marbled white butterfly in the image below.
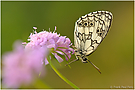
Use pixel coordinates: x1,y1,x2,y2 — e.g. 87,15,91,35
67,11,113,74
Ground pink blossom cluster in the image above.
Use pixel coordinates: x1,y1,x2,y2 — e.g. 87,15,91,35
2,27,74,88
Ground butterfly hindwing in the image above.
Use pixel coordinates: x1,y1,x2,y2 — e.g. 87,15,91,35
74,11,113,56
66,11,113,73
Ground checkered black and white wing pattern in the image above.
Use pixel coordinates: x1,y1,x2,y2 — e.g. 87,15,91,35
74,11,113,56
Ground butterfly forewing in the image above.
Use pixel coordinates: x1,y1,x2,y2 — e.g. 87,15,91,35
74,11,113,56
66,11,113,73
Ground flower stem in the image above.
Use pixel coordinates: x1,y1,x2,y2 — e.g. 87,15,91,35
48,57,79,89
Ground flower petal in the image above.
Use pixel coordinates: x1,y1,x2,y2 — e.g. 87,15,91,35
52,53,63,63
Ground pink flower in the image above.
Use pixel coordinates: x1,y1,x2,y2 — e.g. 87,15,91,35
2,41,45,88
24,27,74,65
2,26,74,88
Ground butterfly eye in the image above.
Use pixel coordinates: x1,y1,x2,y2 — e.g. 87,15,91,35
79,50,83,54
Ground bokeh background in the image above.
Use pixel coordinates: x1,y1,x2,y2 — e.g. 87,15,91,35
1,1,134,89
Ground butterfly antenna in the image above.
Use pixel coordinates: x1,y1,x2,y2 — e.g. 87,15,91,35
65,59,79,66
87,59,101,74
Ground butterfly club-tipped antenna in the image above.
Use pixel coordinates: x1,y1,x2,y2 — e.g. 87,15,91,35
87,59,101,74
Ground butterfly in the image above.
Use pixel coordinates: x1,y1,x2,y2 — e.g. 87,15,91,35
67,11,113,74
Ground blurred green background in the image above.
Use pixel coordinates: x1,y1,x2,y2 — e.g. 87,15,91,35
2,1,133,89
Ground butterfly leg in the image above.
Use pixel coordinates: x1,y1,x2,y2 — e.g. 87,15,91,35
65,58,79,66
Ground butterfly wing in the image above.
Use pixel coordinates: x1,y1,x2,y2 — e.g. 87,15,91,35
74,11,113,56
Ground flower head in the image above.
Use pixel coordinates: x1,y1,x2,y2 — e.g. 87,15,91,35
24,27,74,65
2,41,45,88
2,26,74,88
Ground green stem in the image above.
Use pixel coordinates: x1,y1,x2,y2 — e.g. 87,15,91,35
48,57,79,89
